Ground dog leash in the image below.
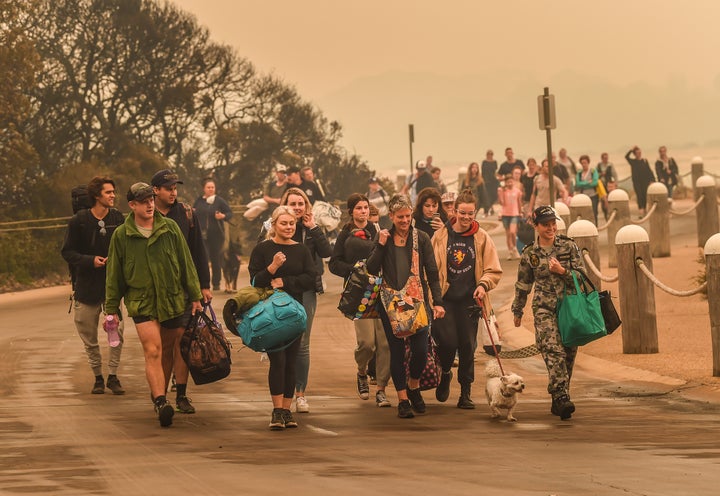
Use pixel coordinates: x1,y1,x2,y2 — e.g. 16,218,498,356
477,298,505,376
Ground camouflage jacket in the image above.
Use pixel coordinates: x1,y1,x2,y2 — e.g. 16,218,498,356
511,234,584,317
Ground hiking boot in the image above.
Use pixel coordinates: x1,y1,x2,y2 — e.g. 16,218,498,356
375,390,391,408
176,395,196,414
457,384,475,409
435,370,452,402
407,387,426,414
281,409,298,428
551,395,575,420
397,399,414,419
357,373,370,400
155,400,175,427
269,409,285,430
106,375,125,395
295,396,309,413
91,377,105,394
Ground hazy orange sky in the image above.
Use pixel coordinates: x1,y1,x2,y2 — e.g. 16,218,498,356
173,0,720,172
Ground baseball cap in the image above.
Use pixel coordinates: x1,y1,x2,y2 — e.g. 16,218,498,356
368,176,380,184
532,205,560,225
275,163,287,173
127,182,154,202
441,192,456,204
151,169,183,188
415,160,427,170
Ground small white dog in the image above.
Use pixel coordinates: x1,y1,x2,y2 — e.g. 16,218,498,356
484,360,525,422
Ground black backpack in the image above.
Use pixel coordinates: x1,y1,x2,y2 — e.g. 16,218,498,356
71,186,92,214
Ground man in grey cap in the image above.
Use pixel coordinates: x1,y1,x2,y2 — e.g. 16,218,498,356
263,164,288,215
151,169,211,414
105,182,202,428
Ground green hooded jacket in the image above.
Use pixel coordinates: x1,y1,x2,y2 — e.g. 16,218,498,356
105,210,202,321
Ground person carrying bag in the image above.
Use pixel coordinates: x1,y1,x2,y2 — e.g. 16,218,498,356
366,194,445,420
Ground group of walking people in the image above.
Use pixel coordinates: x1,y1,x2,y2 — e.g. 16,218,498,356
63,153,596,429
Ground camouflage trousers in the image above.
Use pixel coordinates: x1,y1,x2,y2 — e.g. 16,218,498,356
534,309,578,398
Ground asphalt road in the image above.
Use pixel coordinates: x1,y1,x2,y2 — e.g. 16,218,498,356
1,213,719,496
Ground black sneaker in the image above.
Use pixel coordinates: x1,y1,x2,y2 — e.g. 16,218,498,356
176,395,196,414
269,409,285,430
435,370,452,402
551,395,575,420
91,377,105,394
407,387,426,414
397,399,414,419
106,375,125,395
155,400,175,427
281,409,298,428
357,373,370,400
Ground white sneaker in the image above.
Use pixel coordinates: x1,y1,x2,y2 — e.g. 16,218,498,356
375,390,391,407
295,395,309,413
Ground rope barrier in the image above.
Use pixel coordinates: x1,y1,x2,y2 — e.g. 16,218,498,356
0,224,68,233
0,216,71,227
596,209,616,231
630,202,657,224
669,194,704,216
635,259,707,296
582,251,619,282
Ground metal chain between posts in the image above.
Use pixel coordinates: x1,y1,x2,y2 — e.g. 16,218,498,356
635,259,707,296
596,209,616,232
630,202,657,224
582,251,619,282
669,194,705,216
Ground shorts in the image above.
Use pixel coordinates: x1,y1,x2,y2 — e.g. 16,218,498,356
132,313,187,329
502,216,520,229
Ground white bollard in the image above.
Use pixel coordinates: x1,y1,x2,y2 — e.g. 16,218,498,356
696,175,719,248
647,182,670,258
615,225,658,354
554,201,571,229
607,189,631,268
704,233,720,376
569,194,596,225
691,157,704,201
567,219,601,290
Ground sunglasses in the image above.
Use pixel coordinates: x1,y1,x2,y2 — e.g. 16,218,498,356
98,220,106,236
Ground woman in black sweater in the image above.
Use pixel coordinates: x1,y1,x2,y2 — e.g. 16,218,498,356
367,195,445,419
329,194,391,407
248,206,316,430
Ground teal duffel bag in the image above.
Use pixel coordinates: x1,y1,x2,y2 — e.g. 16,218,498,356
234,290,307,352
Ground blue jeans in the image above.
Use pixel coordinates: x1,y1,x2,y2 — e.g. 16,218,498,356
294,290,317,394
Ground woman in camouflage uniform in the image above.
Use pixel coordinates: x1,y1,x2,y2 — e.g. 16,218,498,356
511,206,585,420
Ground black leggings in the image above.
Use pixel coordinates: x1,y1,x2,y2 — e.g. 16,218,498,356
267,337,302,398
433,297,478,385
378,304,428,391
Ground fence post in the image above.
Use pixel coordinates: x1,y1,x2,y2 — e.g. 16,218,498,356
705,233,720,377
696,175,719,248
554,201,570,229
607,189,631,268
556,217,567,235
615,225,658,354
647,182,670,258
569,194,596,225
567,219,601,290
457,166,467,193
396,169,408,194
691,156,704,201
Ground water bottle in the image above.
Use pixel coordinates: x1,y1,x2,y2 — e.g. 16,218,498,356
103,315,121,347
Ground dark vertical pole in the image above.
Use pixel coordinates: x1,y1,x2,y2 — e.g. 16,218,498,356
544,88,554,207
408,124,415,171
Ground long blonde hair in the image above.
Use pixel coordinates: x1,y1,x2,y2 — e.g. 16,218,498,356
266,206,296,240
280,187,312,216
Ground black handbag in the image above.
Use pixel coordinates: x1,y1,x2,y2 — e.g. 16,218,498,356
598,290,621,334
181,304,232,385
337,260,382,320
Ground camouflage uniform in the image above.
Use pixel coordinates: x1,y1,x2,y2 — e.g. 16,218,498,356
511,234,584,400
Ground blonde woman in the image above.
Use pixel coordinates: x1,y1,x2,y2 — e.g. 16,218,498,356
248,206,316,430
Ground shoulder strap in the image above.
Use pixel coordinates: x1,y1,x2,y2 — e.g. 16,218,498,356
410,228,420,276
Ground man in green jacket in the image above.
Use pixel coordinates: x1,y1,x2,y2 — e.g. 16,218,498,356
105,182,202,427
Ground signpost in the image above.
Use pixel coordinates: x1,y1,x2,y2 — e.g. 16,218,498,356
408,124,415,171
537,88,556,208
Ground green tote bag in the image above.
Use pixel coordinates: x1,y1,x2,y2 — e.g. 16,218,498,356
557,270,607,347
